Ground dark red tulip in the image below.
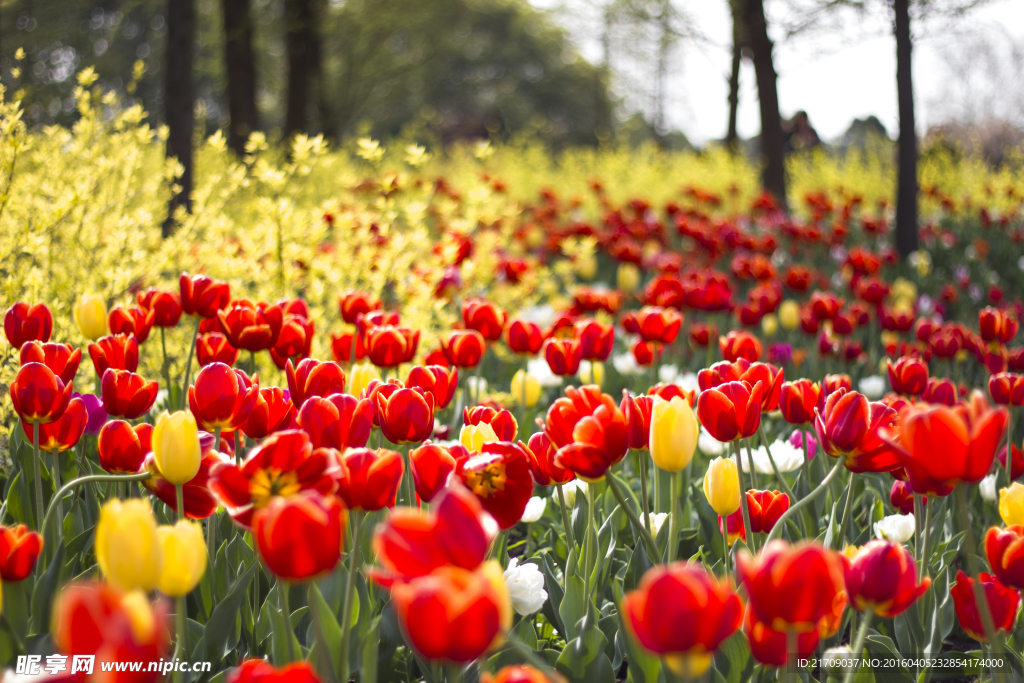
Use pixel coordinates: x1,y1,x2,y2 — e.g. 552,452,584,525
843,540,930,617
101,369,158,420
922,377,957,406
457,441,534,529
89,333,140,375
989,372,1024,406
21,396,87,453
4,302,53,348
543,337,582,376
575,319,614,361
98,420,149,474
137,288,183,327
10,362,74,424
814,388,900,474
889,480,925,515
19,341,81,385
887,356,929,396
286,358,347,408
297,393,373,450
621,392,654,450
998,443,1024,480
188,363,259,431
179,273,230,319
809,292,843,321
505,319,544,355
407,364,459,409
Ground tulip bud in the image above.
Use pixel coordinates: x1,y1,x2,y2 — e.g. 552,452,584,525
576,254,597,280
350,362,381,398
778,300,800,331
649,396,698,473
156,521,207,596
703,457,740,516
96,499,164,591
510,369,541,408
152,410,201,485
617,263,640,293
761,314,779,337
999,482,1024,526
579,361,605,386
460,422,499,453
73,294,108,341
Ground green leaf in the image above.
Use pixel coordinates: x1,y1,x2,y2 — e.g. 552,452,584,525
555,619,615,683
510,617,539,651
360,617,380,683
864,634,914,683
200,561,257,662
2,577,31,641
713,631,755,683
558,571,586,642
30,542,64,636
307,583,343,683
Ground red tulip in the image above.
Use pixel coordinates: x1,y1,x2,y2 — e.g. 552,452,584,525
410,442,461,502
286,358,347,408
391,563,510,663
985,525,1024,590
4,301,53,348
253,490,345,580
331,330,367,363
697,361,741,391
142,447,220,519
0,524,43,581
843,540,930,617
779,379,820,425
621,562,742,672
89,333,140,375
457,441,534,529
480,666,562,683
647,383,696,406
209,429,335,527
719,330,762,362
855,276,890,304
737,540,847,636
376,387,435,444
53,582,170,683
441,329,487,369
887,356,929,396
696,380,763,443
505,319,544,355
216,299,283,352
814,388,900,474
809,292,843,321
746,490,789,533
98,420,149,474
356,310,401,338
543,338,582,376
688,322,716,348
980,307,1018,344
197,331,240,367
989,372,1024,406
339,290,380,325
463,298,508,342
269,314,314,370
228,660,322,683
880,307,915,333
547,385,629,481
365,325,420,368
108,305,156,344
889,480,925,515
297,393,373,450
922,377,957,406
21,396,87,453
373,484,497,582
630,339,660,366
891,402,1008,496
408,364,459,409
575,319,614,361
464,405,518,441
363,378,405,426
744,611,822,667
10,363,73,424
621,392,654,450
521,431,573,486
19,341,81,385
137,288,183,327
188,363,259,431
179,273,230,319
241,387,296,439
622,306,683,345
818,373,853,409
737,361,784,412
998,442,1024,480
951,570,1019,642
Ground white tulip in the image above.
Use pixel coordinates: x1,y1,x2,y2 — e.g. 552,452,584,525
527,357,563,387
503,558,548,615
874,513,915,543
560,480,586,507
645,512,668,537
980,473,998,502
613,352,644,377
858,375,886,400
521,496,547,523
698,427,726,456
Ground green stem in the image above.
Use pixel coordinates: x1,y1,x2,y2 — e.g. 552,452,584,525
758,424,795,500
843,611,873,683
954,484,1004,679
175,483,185,523
666,471,679,563
42,472,152,543
178,316,201,410
733,441,755,553
607,472,661,562
279,580,296,662
638,450,652,536
32,422,43,531
556,483,577,554
721,511,731,582
1006,408,1015,485
175,594,188,683
919,498,933,582
837,471,857,549
584,482,597,599
447,664,464,683
766,456,846,543
786,628,800,683
160,327,173,403
913,494,923,564
308,582,336,683
49,448,63,537
338,512,363,682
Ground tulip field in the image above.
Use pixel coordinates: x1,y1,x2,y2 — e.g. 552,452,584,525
5,80,1024,683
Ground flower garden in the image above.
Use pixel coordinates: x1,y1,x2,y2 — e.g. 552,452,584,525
2,78,1024,683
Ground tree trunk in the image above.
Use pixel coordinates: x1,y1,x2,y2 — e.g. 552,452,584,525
742,0,787,209
222,0,258,156
894,0,919,257
285,0,316,138
725,0,742,153
163,0,196,236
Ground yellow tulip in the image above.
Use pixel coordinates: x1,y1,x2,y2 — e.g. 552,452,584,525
617,263,640,293
703,457,740,516
576,254,597,280
510,369,541,407
73,293,107,340
761,313,779,337
999,483,1024,526
460,422,499,452
96,499,163,591
156,521,207,596
153,411,201,485
350,362,380,398
779,300,800,331
579,360,605,387
649,396,698,472
120,590,158,643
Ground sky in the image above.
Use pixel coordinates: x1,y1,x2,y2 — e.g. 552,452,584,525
531,0,1024,144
